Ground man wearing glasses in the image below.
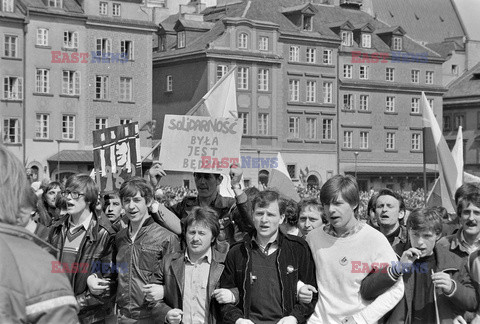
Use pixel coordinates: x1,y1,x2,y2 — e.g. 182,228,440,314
49,174,116,324
165,164,252,244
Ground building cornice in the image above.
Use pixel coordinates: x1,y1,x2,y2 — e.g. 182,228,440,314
279,31,340,46
222,17,280,31
86,16,158,32
26,7,86,21
340,80,446,94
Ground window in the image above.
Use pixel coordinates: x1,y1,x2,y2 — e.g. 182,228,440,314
306,81,316,103
159,35,166,52
237,67,249,90
323,119,333,140
258,69,269,91
35,114,49,139
36,28,48,46
323,82,332,103
3,76,23,100
452,65,459,75
112,3,121,16
428,99,434,110
443,115,451,131
303,16,312,31
177,31,185,48
343,64,353,78
343,131,353,148
3,118,21,143
454,114,465,129
121,40,133,61
411,70,419,83
386,132,396,150
120,77,132,101
95,75,109,100
343,94,353,110
63,31,78,49
289,117,299,138
361,34,371,48
238,112,248,135
411,98,420,114
386,96,395,112
259,36,268,51
323,49,332,64
99,2,107,15
238,33,248,49
258,113,268,135
411,133,421,151
359,95,369,111
2,0,14,12
95,118,108,130
360,131,369,149
306,48,316,63
392,36,402,50
166,75,172,92
62,115,75,140
289,79,299,102
62,70,80,95
287,165,296,179
49,0,62,7
120,119,132,125
306,118,317,139
359,66,369,79
35,69,49,93
289,46,299,62
216,65,228,81
341,31,353,46
96,38,111,57
386,67,394,81
4,35,17,57
426,71,434,84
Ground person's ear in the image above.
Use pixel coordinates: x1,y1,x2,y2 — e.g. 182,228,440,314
216,175,223,185
399,209,405,220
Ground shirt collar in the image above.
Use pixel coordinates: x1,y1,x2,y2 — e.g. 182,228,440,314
68,212,92,231
185,247,212,265
324,221,364,238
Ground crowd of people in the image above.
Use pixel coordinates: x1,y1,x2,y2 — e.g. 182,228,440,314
2,142,480,324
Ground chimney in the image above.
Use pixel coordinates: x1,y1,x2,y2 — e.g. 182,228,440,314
339,0,362,9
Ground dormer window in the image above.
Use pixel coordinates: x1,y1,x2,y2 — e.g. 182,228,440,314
361,33,371,48
177,31,186,49
238,32,248,49
303,15,313,31
49,0,62,8
392,36,402,50
159,35,166,52
2,0,14,12
341,31,353,46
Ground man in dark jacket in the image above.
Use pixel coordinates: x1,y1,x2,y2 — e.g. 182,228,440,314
0,144,79,323
49,174,116,324
115,177,181,323
219,190,317,324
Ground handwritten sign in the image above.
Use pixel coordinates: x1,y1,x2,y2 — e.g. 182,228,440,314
159,115,242,173
93,122,141,193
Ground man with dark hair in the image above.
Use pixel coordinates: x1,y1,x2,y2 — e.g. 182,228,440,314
150,164,253,244
115,177,181,323
220,190,317,324
297,199,325,237
48,174,116,323
375,188,407,248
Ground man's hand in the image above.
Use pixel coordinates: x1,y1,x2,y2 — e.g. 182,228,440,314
399,247,422,266
212,288,236,304
230,163,243,187
453,315,467,324
298,284,317,304
148,162,166,188
86,274,110,296
277,315,298,324
431,271,454,294
143,284,164,302
166,309,183,324
235,319,254,324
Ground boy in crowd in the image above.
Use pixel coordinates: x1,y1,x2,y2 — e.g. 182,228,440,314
115,177,181,323
103,192,128,232
297,198,325,237
306,175,403,324
48,174,116,323
220,190,317,324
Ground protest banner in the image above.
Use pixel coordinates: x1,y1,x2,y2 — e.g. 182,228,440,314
159,115,242,173
93,122,142,193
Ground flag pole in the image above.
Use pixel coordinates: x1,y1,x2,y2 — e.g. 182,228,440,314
422,127,428,206
142,140,162,163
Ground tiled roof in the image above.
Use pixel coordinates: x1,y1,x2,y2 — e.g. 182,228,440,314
87,15,158,29
426,40,465,59
444,61,480,98
19,0,83,13
369,0,465,43
176,19,215,31
47,150,93,163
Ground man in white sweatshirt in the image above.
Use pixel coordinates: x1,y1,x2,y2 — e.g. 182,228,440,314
306,175,404,324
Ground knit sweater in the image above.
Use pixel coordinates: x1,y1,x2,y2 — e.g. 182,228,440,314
306,224,404,324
